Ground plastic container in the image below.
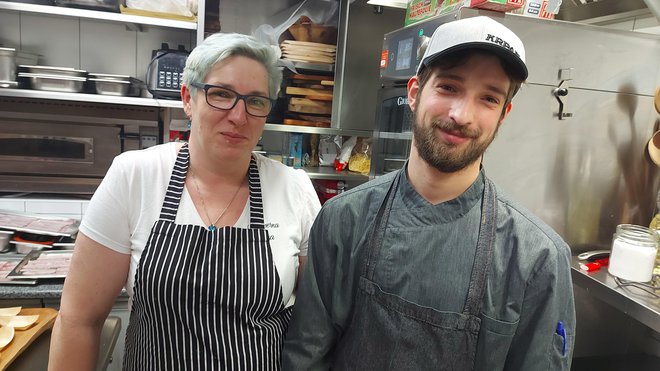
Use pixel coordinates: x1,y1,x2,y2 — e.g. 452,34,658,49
608,224,658,282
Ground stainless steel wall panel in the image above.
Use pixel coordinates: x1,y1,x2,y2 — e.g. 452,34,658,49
332,0,405,131
499,14,660,95
484,84,660,252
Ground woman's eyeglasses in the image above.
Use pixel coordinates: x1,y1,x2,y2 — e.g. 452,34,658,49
190,82,274,118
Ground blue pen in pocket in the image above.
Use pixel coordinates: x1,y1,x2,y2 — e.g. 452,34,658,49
556,321,566,356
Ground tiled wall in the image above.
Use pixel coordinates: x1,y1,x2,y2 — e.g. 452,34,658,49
0,9,194,82
0,197,89,220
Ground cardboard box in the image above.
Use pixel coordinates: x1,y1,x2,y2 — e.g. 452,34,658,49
469,0,525,12
509,0,556,19
404,0,552,27
405,0,442,26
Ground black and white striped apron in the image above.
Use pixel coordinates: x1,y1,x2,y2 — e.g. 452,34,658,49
123,144,292,370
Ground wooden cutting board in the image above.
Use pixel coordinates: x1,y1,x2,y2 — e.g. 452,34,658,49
290,74,334,82
0,308,58,370
282,55,335,64
288,104,332,115
289,97,332,108
281,40,336,51
286,87,333,98
283,118,331,128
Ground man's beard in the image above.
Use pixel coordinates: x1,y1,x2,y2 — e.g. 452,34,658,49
412,114,498,173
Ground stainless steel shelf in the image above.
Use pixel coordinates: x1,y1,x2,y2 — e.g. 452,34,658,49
376,131,412,140
301,166,368,181
570,256,660,333
0,87,179,108
264,123,370,137
0,1,197,30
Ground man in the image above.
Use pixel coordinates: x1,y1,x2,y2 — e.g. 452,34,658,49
282,15,575,371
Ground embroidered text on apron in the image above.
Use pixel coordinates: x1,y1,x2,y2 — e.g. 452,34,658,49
333,169,498,370
124,144,292,370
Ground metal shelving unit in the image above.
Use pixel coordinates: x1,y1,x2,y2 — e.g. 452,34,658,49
0,1,197,30
0,0,369,182
264,123,370,137
0,86,171,108
301,166,367,181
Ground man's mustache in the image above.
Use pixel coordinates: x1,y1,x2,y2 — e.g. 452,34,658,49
430,119,480,139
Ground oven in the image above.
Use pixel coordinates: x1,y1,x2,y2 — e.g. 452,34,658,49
0,96,161,194
371,14,452,177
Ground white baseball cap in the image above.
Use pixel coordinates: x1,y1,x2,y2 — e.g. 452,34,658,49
417,16,528,80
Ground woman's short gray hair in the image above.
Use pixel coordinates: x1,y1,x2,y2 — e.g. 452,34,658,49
182,32,282,99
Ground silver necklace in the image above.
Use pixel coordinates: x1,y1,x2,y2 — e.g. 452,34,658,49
190,167,243,231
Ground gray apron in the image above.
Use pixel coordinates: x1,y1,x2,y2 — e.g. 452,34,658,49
333,169,497,370
123,144,291,370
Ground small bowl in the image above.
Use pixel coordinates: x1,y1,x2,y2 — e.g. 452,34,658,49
10,241,47,254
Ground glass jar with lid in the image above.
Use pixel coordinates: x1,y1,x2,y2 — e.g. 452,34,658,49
608,224,659,282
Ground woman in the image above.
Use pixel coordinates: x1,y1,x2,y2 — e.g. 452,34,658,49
49,33,321,370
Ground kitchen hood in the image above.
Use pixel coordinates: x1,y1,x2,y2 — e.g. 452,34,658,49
556,0,658,24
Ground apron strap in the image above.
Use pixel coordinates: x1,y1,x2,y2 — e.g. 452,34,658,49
462,177,497,316
247,156,265,229
158,143,190,222
158,144,265,229
362,169,402,280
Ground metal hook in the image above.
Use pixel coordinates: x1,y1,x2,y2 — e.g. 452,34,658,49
553,80,573,120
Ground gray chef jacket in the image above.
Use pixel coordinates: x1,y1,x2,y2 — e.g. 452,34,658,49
283,168,576,370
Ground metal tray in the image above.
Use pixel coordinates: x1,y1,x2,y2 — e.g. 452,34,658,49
89,77,141,96
18,65,87,78
18,72,86,93
88,72,131,81
55,0,119,12
89,77,130,96
7,250,73,279
0,80,18,89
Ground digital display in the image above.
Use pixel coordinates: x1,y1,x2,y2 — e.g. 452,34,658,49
395,37,413,71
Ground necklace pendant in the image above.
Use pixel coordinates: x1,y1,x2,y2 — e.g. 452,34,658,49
208,224,216,232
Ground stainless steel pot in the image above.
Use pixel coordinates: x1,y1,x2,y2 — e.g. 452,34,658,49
0,47,17,85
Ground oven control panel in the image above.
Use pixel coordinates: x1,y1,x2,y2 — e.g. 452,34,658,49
380,16,449,81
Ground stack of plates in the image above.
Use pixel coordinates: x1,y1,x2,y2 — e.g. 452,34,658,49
280,40,336,66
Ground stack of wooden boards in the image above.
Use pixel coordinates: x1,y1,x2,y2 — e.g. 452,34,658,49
280,40,336,66
284,74,334,128
284,74,335,127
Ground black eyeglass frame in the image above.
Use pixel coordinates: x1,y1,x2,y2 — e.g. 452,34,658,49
190,82,275,118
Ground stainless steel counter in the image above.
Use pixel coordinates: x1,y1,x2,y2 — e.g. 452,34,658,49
571,256,660,333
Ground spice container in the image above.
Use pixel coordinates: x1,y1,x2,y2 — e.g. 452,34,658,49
608,224,658,282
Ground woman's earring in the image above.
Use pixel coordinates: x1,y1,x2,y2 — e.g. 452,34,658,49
187,118,191,128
